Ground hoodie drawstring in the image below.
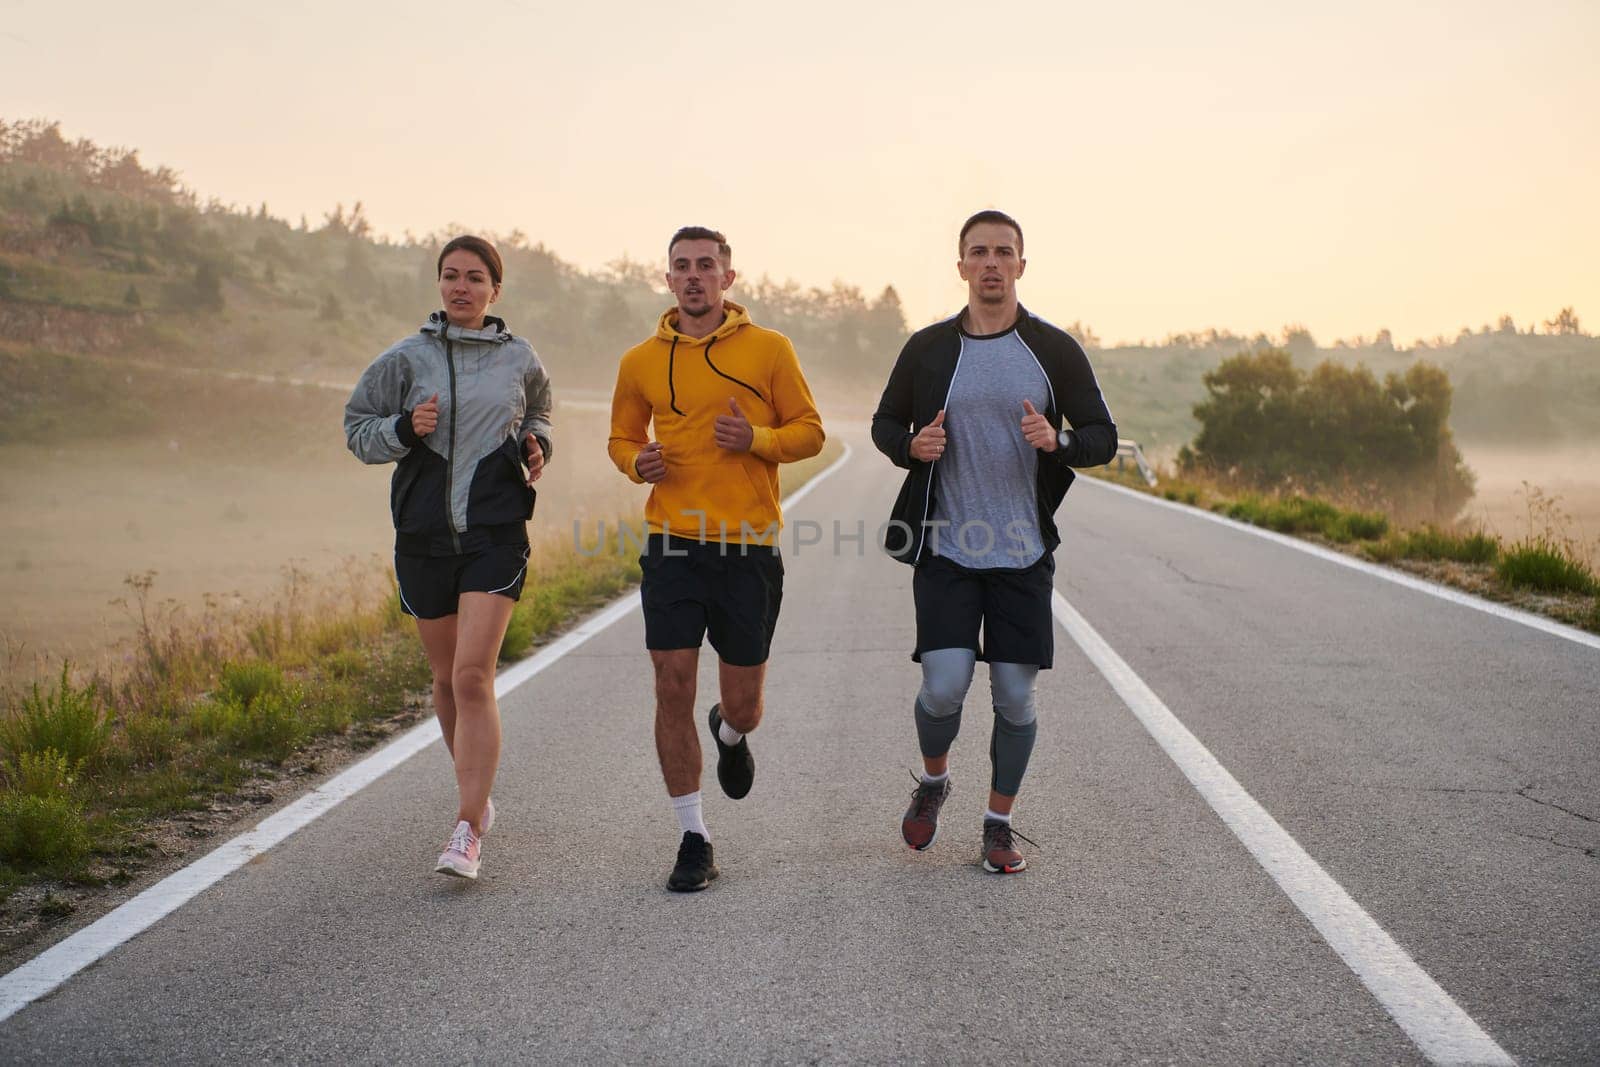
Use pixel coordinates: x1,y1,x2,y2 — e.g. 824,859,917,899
703,337,765,404
667,337,685,416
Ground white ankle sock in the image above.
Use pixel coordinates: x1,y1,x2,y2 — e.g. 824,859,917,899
717,720,744,747
984,807,1012,824
672,791,709,840
922,770,950,785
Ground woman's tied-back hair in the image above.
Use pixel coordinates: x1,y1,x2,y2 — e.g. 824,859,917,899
437,235,504,285
668,226,732,267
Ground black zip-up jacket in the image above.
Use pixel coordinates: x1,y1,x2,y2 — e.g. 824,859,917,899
871,306,1118,565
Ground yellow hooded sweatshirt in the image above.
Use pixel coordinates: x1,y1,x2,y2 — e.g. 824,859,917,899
609,301,825,543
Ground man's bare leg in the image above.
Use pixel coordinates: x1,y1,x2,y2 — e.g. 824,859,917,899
651,648,701,796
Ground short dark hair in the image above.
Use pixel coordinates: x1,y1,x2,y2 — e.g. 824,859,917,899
668,226,732,267
958,210,1023,256
437,235,503,285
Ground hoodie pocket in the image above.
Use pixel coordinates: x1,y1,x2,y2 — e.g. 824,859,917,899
651,457,770,540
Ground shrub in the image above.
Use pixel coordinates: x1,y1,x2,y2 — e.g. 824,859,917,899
318,649,366,681
5,748,78,798
0,663,111,768
1496,540,1599,595
217,661,285,707
1183,349,1474,521
193,688,307,761
1224,494,1386,542
0,793,91,870
121,708,183,767
1364,539,1401,563
500,606,536,661
1340,511,1391,541
1396,526,1500,564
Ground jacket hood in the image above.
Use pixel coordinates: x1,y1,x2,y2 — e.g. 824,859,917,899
653,301,751,346
421,312,514,344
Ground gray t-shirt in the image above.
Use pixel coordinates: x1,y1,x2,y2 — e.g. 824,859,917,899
929,327,1051,569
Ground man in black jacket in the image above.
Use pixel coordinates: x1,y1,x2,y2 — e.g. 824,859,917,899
871,209,1117,873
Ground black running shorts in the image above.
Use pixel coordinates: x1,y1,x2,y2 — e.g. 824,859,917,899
395,542,530,620
639,534,784,667
912,551,1055,669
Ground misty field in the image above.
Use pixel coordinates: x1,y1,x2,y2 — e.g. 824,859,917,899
1457,443,1600,567
0,401,648,683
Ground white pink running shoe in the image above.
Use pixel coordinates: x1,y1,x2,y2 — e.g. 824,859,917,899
434,820,481,879
482,797,495,836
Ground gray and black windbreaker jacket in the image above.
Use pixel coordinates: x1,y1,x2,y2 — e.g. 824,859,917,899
345,313,554,556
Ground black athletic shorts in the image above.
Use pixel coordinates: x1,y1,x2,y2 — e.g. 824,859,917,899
912,551,1055,669
395,542,530,620
639,534,783,667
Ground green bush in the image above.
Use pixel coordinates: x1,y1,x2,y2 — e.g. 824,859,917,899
1182,349,1474,520
1340,511,1391,541
5,748,78,798
1224,494,1386,542
1496,540,1598,595
0,792,90,870
1364,539,1401,563
1395,526,1500,564
121,709,183,768
318,649,366,681
218,661,286,706
193,688,307,761
499,606,536,661
1,662,110,768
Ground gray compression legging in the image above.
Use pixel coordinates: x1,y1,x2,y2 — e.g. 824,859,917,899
913,648,1040,796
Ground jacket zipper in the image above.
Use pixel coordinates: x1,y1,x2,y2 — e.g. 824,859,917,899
913,336,964,562
444,335,461,553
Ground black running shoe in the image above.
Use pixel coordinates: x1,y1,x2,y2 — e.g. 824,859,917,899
902,772,951,850
708,704,755,800
667,831,719,892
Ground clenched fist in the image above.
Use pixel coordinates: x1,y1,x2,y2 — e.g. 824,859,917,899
909,409,947,463
714,397,754,452
524,433,545,485
1020,399,1056,452
634,441,667,483
410,393,440,437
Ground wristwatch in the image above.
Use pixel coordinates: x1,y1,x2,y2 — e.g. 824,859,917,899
1056,429,1074,453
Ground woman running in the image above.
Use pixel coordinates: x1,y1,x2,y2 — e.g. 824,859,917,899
344,235,553,879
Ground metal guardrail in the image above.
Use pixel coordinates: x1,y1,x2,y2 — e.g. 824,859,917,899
1115,438,1158,487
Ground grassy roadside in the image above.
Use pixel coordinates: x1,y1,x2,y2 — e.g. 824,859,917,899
1087,465,1600,634
0,435,846,959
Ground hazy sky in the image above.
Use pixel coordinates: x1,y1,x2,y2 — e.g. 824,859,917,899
3,0,1596,344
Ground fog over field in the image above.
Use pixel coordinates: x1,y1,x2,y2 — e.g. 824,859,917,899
1457,443,1600,567
0,395,648,682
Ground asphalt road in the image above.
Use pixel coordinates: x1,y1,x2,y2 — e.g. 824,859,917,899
2,429,1596,1064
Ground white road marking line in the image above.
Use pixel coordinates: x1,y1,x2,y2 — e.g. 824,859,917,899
0,443,853,1024
1080,476,1600,652
1052,589,1516,1067
780,441,854,511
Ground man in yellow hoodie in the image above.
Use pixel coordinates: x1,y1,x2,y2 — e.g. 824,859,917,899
609,226,825,892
